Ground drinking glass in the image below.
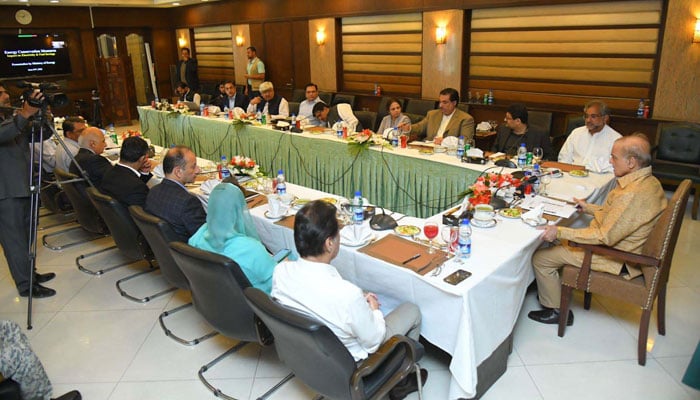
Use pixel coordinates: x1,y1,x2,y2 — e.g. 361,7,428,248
423,221,439,254
441,225,458,255
540,174,551,196
532,147,543,164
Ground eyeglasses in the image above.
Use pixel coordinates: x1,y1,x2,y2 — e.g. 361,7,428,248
583,113,602,120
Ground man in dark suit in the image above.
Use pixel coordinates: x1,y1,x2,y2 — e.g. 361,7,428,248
491,103,555,159
217,80,249,111
406,88,474,142
176,47,198,91
70,127,113,188
0,82,56,297
145,146,206,242
100,136,153,207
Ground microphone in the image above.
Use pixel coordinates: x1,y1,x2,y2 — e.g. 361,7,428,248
490,174,540,209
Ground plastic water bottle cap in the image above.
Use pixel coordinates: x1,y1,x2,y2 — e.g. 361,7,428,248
355,190,361,197
278,169,284,174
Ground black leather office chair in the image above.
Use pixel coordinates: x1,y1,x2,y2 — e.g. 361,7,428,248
554,114,585,156
292,88,306,103
652,122,700,219
244,287,424,400
0,378,21,400
318,91,333,105
288,101,300,117
355,111,377,133
41,168,108,251
332,94,356,109
404,112,425,125
405,99,437,116
169,242,290,400
86,187,176,303
528,110,553,138
129,205,218,346
457,102,470,113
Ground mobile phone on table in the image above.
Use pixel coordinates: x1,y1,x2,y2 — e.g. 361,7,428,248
444,269,471,285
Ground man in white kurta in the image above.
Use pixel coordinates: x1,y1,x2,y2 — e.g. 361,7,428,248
558,100,621,173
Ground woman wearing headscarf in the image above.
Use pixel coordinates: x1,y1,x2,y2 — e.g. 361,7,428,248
188,182,276,294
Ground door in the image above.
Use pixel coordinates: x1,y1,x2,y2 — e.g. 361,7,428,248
261,21,310,100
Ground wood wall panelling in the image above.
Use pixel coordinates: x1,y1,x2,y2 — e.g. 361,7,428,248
193,25,235,85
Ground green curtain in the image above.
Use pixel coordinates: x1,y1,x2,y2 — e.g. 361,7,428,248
139,108,479,218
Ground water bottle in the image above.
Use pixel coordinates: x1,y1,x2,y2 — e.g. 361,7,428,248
488,89,494,105
276,169,286,195
336,120,344,138
220,155,231,179
636,99,645,118
256,111,262,124
199,103,205,116
391,127,399,147
352,190,364,225
108,124,118,146
291,114,296,128
457,136,465,158
458,219,472,261
517,143,527,168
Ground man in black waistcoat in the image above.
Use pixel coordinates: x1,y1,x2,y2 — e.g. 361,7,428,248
246,81,289,119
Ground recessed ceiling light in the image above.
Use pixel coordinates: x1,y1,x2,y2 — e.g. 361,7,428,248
18,0,29,3
172,2,179,4
49,0,59,3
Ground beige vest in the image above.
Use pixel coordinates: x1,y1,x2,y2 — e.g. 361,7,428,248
247,58,264,90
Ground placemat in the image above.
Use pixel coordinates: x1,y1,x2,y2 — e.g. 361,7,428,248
274,215,296,229
541,161,585,172
246,194,268,209
358,234,449,276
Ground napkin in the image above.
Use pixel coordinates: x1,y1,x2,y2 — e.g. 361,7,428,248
382,127,394,139
152,164,164,179
521,205,544,224
199,179,221,195
340,224,372,245
467,147,484,158
476,121,492,131
232,107,246,118
442,136,458,147
207,105,221,115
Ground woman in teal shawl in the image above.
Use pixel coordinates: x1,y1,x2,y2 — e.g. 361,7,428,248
189,182,276,294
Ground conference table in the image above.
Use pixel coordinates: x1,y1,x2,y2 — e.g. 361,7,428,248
139,107,617,398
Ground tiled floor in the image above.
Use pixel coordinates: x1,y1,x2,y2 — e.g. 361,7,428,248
1,195,699,400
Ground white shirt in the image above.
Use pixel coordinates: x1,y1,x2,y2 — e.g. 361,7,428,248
298,98,322,126
246,97,289,119
436,111,455,138
272,258,386,361
54,137,80,172
558,124,621,173
32,137,58,173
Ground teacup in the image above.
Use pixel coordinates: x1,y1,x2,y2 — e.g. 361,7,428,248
279,192,294,206
473,204,495,222
267,194,287,217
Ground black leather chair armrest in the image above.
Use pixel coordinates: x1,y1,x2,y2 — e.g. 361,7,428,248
352,335,423,383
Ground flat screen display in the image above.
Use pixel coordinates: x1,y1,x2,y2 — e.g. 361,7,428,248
0,33,72,79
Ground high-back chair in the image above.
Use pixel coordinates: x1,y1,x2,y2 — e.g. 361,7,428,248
558,179,692,365
129,205,217,346
168,242,289,400
527,110,553,138
86,187,176,303
291,88,306,103
41,168,109,251
355,111,377,134
405,99,437,116
652,122,700,220
332,93,356,109
318,91,333,105
244,287,425,400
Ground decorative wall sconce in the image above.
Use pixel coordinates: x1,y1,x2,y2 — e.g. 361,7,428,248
178,37,187,48
316,30,326,46
235,35,245,47
694,19,700,43
435,26,447,45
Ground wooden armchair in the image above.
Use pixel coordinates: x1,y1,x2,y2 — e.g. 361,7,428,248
558,179,692,366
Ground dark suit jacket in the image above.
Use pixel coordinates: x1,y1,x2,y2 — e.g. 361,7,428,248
0,114,47,199
70,148,113,188
410,108,474,142
176,59,199,91
145,179,206,242
100,164,152,207
217,93,249,111
491,125,555,160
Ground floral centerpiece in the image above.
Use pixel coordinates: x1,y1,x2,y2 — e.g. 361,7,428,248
347,129,391,156
460,172,521,206
120,129,142,140
229,155,265,177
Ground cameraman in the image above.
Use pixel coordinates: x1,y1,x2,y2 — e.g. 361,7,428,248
0,81,56,298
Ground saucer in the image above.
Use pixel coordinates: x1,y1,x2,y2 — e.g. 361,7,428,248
340,234,375,247
472,218,497,228
264,210,287,220
522,217,547,227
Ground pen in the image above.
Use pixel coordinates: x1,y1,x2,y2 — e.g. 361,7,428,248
401,253,421,265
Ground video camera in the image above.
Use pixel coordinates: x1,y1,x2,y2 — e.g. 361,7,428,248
17,81,69,108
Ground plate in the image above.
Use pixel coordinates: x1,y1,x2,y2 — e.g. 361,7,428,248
341,234,375,247
292,198,311,209
499,208,522,219
264,210,287,220
472,219,497,228
419,148,434,155
569,169,589,177
395,225,420,237
522,217,547,227
318,197,338,205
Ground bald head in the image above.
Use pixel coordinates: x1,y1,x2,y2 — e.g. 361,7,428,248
78,127,107,155
618,133,652,168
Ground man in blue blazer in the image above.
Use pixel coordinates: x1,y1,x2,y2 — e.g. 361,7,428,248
100,136,152,207
145,146,206,242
